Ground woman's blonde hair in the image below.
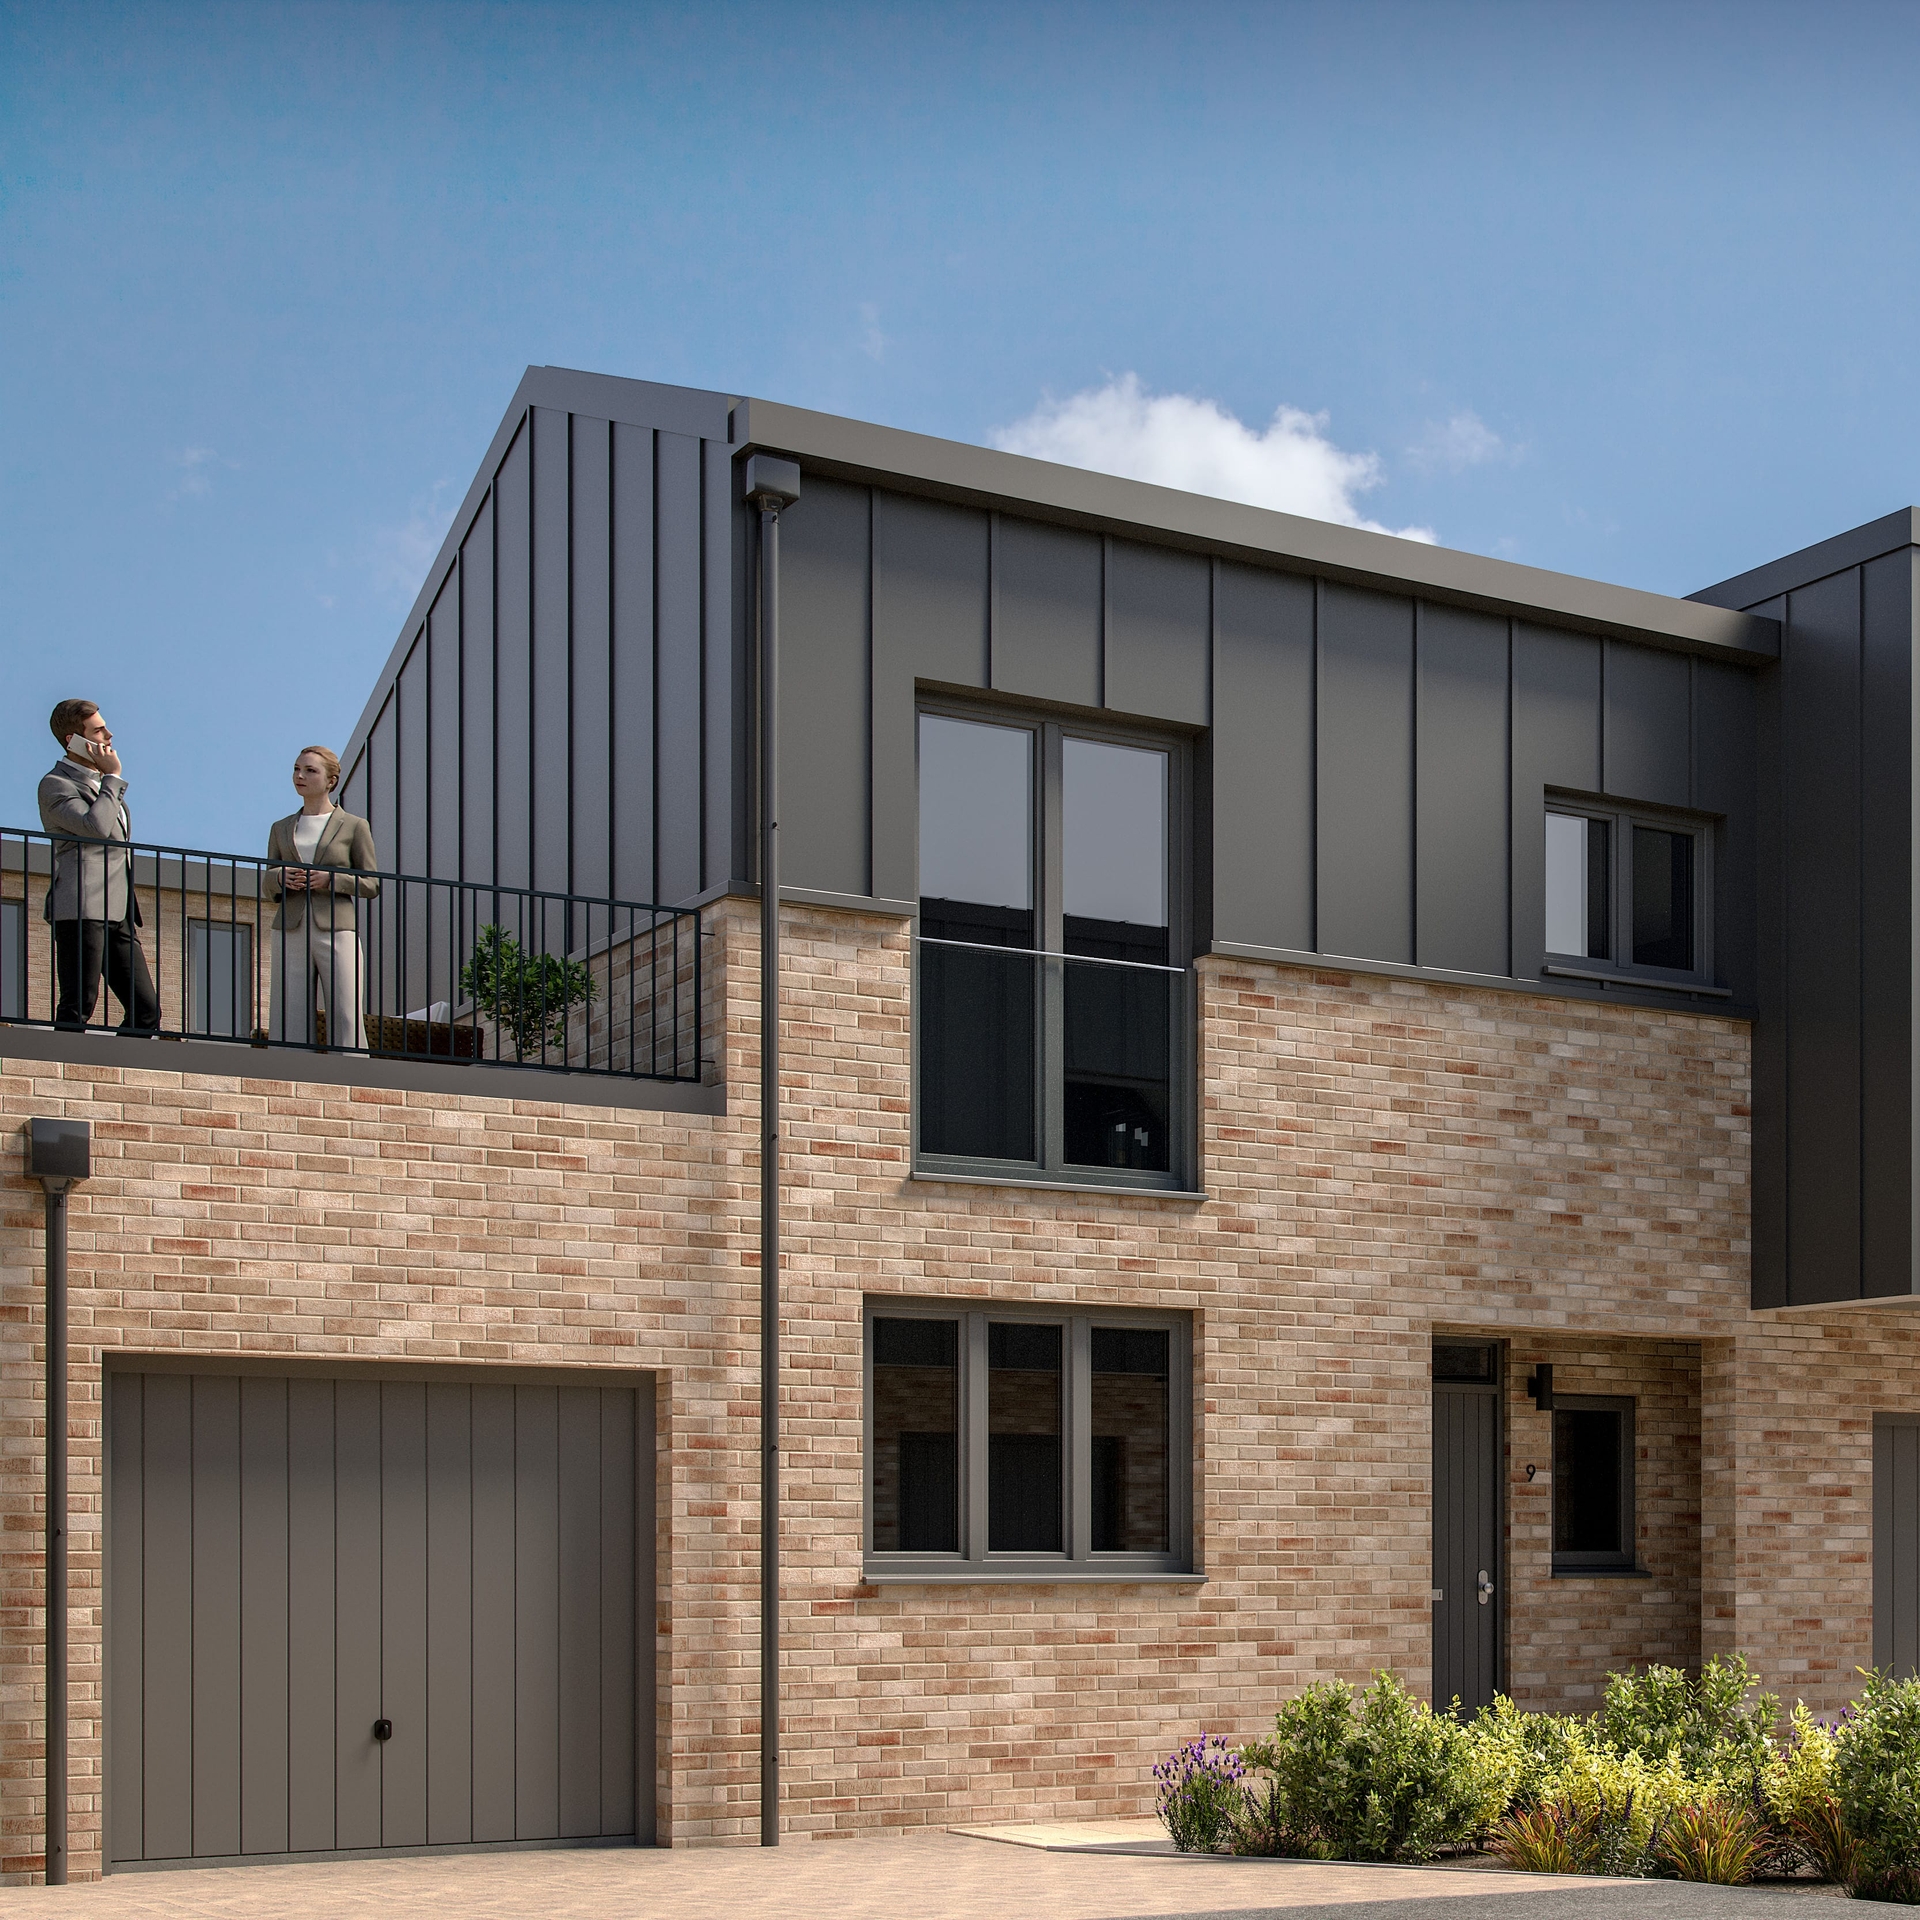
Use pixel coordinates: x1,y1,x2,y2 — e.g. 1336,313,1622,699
295,745,341,792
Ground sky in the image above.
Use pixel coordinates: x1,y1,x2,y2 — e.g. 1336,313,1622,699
5,0,1920,851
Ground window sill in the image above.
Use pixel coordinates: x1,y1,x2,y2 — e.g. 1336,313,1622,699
910,1168,1207,1202
1541,964,1731,1000
860,1565,1206,1586
1551,1566,1652,1579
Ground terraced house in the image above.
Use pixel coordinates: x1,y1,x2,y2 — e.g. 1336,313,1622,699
6,365,1920,1882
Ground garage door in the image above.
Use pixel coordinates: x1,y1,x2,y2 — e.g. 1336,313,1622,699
107,1368,652,1868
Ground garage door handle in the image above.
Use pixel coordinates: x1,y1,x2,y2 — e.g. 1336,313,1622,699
373,1718,393,1742
1477,1571,1495,1606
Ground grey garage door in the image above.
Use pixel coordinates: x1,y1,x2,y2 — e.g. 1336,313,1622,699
107,1368,651,1868
1876,1414,1920,1677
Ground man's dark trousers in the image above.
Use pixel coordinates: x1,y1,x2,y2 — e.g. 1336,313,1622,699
53,918,160,1031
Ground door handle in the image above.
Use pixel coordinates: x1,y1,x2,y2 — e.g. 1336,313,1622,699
1477,1570,1495,1606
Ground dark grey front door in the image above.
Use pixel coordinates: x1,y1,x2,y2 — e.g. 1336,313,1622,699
1875,1414,1920,1676
107,1368,650,1868
1433,1361,1501,1714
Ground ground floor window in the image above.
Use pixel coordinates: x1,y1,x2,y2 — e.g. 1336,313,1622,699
864,1301,1191,1578
1552,1394,1637,1573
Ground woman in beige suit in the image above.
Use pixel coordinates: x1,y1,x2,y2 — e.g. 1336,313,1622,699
267,746,379,1049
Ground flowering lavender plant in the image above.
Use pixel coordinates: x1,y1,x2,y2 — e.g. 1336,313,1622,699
1154,1732,1247,1853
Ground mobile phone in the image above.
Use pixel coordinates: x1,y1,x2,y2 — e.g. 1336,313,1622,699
67,735,98,759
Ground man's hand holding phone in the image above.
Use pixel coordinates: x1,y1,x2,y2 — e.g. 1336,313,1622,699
67,731,122,779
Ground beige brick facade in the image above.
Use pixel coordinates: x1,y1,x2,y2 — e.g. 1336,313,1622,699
1,897,1912,1878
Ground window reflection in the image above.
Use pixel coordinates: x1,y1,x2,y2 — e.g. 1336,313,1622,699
1545,813,1610,960
1091,1327,1170,1552
1631,826,1694,971
988,1321,1062,1552
918,715,1037,1161
1064,738,1170,1170
871,1318,960,1552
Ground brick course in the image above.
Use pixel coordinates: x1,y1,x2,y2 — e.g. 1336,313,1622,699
0,899,1911,1879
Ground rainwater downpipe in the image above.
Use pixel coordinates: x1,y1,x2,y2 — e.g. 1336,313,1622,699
26,1118,90,1888
743,453,800,1847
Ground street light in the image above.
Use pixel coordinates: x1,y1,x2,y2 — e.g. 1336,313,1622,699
26,1117,89,1888
742,451,800,1848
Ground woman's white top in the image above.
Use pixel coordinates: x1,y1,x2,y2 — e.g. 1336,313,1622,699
292,811,331,862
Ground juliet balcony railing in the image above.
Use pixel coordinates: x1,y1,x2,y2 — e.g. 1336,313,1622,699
0,829,704,1084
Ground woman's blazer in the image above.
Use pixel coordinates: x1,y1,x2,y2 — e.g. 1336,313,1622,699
266,809,380,933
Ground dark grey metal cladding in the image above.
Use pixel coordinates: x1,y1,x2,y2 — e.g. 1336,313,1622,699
105,1367,648,1866
1694,532,1919,1306
774,472,1751,1000
340,374,742,912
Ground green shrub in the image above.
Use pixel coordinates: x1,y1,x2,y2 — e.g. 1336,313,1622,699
1597,1655,1777,1783
1835,1671,1920,1903
460,923,598,1058
1466,1694,1588,1815
1240,1673,1497,1863
1654,1796,1768,1884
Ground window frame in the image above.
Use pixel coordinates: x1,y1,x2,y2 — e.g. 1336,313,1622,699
861,1298,1195,1582
1543,795,1716,990
0,896,25,1022
186,916,257,1040
912,696,1196,1193
1550,1392,1638,1575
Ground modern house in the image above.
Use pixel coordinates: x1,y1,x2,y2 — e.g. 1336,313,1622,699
5,364,1920,1880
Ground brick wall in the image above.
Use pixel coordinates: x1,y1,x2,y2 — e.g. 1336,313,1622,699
0,900,1914,1878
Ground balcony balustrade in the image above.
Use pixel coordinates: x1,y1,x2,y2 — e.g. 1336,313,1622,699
0,828,703,1084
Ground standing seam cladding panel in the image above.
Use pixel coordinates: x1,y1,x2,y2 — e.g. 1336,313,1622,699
108,1373,642,1866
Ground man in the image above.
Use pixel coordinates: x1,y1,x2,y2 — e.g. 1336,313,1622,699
38,699,160,1033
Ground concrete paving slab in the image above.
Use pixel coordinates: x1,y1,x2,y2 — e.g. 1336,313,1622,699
0,1830,1844,1920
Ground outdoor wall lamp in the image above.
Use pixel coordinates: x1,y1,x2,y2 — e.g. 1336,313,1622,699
1527,1364,1555,1410
742,451,801,1849
26,1117,89,1888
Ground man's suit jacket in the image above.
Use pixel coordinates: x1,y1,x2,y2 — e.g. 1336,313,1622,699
266,809,380,933
37,757,141,924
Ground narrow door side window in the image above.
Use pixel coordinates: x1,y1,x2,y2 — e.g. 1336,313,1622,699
1552,1394,1636,1573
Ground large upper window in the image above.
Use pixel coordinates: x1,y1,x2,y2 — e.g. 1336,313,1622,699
1544,802,1711,985
865,1302,1192,1579
916,707,1188,1188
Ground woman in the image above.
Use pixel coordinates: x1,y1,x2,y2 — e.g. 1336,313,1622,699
267,746,379,1049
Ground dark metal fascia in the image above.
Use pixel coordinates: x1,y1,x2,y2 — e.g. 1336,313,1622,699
1688,508,1920,613
728,398,1780,666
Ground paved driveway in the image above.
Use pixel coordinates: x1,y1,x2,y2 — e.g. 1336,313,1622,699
1,1831,1842,1920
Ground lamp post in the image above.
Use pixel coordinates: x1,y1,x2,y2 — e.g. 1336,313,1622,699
742,452,800,1847
26,1117,89,1888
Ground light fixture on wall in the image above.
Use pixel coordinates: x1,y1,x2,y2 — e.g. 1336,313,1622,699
1527,1364,1555,1410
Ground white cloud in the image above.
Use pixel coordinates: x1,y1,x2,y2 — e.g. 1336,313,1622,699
167,445,239,501
858,302,888,362
370,480,458,608
989,374,1435,542
1406,409,1520,475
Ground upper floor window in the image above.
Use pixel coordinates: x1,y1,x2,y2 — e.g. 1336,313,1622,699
1544,802,1711,984
916,705,1189,1188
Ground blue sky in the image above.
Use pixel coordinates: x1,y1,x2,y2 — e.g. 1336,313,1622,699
5,0,1919,851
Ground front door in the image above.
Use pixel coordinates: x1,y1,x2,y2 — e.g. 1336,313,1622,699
107,1366,651,1868
1432,1341,1502,1714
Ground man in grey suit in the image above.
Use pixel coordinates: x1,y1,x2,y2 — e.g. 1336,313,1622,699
38,698,160,1033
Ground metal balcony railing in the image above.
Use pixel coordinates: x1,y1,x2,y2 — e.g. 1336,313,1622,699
0,829,703,1083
